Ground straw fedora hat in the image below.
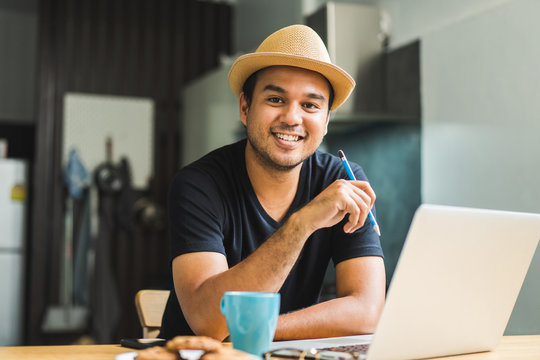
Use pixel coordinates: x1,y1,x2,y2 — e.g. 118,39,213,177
228,24,355,111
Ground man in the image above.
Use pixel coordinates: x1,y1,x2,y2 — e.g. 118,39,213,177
159,24,385,341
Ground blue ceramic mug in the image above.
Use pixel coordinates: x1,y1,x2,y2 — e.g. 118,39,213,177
220,291,280,357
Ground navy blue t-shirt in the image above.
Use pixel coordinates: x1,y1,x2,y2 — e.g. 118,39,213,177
159,139,383,338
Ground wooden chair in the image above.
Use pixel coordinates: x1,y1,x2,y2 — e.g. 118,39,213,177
134,289,170,338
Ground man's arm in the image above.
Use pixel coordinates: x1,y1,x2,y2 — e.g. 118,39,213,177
172,179,380,340
274,256,385,340
172,211,312,340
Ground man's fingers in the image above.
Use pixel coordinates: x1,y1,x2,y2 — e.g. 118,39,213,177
344,191,370,233
308,179,376,233
350,180,376,207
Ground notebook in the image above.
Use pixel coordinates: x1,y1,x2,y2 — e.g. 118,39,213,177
270,204,540,360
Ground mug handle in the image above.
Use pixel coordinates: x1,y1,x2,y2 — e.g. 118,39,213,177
220,296,226,315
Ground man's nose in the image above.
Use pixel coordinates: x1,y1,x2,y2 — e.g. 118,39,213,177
281,103,302,125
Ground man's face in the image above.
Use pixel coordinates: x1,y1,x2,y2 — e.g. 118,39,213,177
240,66,331,172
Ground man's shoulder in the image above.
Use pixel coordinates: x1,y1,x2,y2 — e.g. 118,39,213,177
170,139,245,197
307,149,345,178
306,149,367,182
310,149,341,168
180,139,245,176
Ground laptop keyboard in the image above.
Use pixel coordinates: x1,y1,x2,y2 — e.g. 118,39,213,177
320,343,370,358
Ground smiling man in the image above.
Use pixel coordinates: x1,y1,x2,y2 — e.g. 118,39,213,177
159,25,385,341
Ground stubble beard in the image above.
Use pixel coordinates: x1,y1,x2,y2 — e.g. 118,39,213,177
246,127,312,173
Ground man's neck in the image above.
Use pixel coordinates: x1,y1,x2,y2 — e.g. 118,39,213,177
245,144,302,222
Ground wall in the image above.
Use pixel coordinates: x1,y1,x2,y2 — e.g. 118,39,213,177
182,66,239,166
234,0,382,53
418,0,540,334
325,123,421,285
375,0,514,49
302,0,377,17
234,0,302,53
0,0,38,123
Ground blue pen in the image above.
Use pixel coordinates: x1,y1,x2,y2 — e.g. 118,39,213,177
338,150,381,236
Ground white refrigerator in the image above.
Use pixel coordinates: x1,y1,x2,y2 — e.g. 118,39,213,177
0,159,27,345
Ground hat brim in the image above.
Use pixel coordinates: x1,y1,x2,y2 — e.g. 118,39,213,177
228,52,355,111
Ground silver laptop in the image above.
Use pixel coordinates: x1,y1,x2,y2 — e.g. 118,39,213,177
271,204,540,360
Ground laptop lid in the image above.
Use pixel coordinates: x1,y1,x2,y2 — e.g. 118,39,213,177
367,204,540,360
270,204,540,360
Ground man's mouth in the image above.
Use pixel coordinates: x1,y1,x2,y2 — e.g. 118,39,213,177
274,132,303,142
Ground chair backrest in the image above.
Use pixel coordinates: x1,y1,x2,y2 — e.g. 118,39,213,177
134,289,170,338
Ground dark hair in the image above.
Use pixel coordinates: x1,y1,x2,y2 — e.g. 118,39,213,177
241,70,261,107
241,68,335,111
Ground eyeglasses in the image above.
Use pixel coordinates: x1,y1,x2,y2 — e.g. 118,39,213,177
263,347,357,360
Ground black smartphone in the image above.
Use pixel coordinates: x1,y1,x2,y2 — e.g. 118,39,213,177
120,338,167,349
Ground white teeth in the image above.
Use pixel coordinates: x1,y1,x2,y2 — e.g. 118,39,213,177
276,133,300,141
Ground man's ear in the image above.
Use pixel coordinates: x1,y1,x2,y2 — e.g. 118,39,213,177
323,112,330,136
239,92,249,126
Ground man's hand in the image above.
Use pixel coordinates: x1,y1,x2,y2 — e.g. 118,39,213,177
300,179,376,234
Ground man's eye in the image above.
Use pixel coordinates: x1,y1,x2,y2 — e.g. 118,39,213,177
268,97,283,103
304,102,319,110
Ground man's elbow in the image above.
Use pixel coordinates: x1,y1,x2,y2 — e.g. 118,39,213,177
187,317,229,341
359,303,384,334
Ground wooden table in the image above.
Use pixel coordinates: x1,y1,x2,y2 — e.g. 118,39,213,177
1,335,540,359
0,344,127,359
433,335,540,359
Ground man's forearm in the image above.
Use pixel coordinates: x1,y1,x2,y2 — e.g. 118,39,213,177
274,256,386,340
274,295,380,340
177,211,314,339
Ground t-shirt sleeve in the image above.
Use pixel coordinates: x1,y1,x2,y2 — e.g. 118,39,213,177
331,161,384,265
168,168,226,261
